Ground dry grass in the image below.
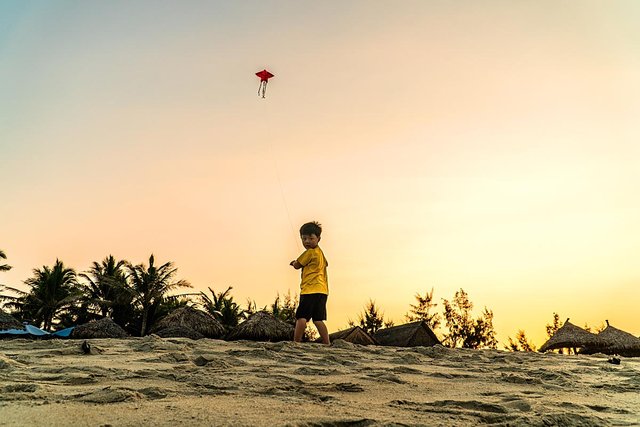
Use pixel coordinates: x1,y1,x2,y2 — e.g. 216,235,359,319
326,326,377,345
539,318,603,353
226,311,293,342
71,318,129,339
374,321,441,347
0,310,23,330
153,306,225,339
594,321,640,357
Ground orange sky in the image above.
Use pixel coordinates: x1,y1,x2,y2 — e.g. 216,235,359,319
2,1,640,346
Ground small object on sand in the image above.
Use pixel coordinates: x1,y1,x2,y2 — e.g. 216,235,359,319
607,357,621,365
81,340,91,355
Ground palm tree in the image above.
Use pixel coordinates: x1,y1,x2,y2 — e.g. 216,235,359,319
125,254,191,336
0,250,11,308
3,260,81,330
79,255,129,318
0,249,11,272
200,286,244,329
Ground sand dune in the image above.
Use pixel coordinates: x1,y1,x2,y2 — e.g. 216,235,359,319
1,337,638,426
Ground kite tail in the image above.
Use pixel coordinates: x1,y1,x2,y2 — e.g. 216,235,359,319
258,81,267,98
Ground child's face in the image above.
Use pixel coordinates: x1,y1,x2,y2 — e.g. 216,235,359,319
301,233,320,250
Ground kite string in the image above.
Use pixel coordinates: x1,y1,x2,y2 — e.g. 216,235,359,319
271,144,301,252
262,99,301,253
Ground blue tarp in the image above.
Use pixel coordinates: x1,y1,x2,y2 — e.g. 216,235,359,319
51,327,74,337
0,328,28,336
0,325,75,338
25,324,49,336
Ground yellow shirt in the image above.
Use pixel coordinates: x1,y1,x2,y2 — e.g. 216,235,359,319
297,246,328,295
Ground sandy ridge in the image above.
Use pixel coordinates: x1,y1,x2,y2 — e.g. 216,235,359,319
1,337,639,426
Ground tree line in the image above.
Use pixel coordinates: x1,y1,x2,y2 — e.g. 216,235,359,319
0,249,584,350
348,288,498,349
0,252,304,337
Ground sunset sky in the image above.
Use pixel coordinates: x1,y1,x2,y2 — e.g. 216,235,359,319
2,1,639,346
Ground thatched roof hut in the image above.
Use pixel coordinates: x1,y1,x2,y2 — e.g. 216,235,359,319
155,325,205,340
592,320,640,357
71,317,129,339
226,311,294,342
374,321,441,347
153,306,225,339
0,309,23,330
538,318,603,353
322,326,377,345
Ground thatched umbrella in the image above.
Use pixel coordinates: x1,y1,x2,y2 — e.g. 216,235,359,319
71,317,129,339
374,321,441,347
226,311,294,342
155,325,205,340
153,306,225,339
0,309,23,330
594,320,640,357
538,318,603,353
322,326,377,345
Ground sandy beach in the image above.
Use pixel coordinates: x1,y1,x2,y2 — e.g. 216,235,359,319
1,337,639,426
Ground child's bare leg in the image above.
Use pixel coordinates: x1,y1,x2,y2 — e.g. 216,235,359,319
294,318,307,342
314,320,330,345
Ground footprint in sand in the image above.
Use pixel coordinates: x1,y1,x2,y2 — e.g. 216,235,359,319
142,352,190,364
391,366,422,375
333,382,365,392
2,383,38,393
390,398,521,425
390,398,511,419
64,375,99,385
390,353,423,365
501,398,532,412
138,387,169,400
540,413,607,426
430,399,509,414
586,404,633,415
500,373,543,386
256,374,304,385
364,371,405,384
0,354,25,370
481,392,535,413
75,387,141,404
316,354,359,367
294,367,341,376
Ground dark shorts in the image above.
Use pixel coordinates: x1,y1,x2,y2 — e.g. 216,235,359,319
295,293,328,321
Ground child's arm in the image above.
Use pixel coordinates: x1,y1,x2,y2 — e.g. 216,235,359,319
291,249,311,270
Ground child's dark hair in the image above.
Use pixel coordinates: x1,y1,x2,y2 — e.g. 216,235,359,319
300,221,322,237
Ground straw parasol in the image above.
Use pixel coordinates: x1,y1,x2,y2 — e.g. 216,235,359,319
594,320,640,357
322,326,377,345
155,325,205,340
153,306,225,339
374,321,441,347
538,318,603,353
225,311,294,342
0,309,23,330
71,317,129,339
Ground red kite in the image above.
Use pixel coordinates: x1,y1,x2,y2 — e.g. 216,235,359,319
256,69,274,98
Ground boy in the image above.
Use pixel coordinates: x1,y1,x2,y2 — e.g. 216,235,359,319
289,221,330,345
